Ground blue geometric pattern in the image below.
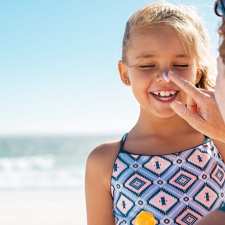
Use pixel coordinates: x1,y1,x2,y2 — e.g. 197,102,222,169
168,168,198,193
116,193,135,216
124,173,152,196
111,134,225,225
148,189,179,214
175,206,202,225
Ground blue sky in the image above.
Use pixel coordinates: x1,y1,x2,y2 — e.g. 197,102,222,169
0,0,221,135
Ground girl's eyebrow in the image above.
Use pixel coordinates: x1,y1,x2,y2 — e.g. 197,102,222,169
135,54,156,59
135,53,189,59
175,54,189,58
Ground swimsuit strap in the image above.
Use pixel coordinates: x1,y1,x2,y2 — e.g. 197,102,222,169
203,135,210,144
118,133,209,152
218,202,225,212
119,132,129,152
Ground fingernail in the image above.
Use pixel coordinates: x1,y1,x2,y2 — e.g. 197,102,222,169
170,100,186,114
170,100,182,107
169,100,177,108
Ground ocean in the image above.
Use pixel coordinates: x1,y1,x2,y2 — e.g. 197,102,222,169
0,134,121,190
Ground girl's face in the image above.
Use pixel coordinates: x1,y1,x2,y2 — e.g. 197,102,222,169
119,24,200,119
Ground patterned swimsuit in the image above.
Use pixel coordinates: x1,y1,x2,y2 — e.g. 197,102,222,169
111,133,225,225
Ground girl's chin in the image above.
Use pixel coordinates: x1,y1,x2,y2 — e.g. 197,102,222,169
149,95,185,118
152,107,177,119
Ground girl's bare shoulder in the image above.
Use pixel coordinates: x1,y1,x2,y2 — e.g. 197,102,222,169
85,141,120,225
85,140,121,189
86,140,120,170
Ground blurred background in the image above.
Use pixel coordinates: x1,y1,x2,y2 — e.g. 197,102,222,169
0,0,220,224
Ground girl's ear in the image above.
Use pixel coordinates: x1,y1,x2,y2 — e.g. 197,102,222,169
118,60,130,86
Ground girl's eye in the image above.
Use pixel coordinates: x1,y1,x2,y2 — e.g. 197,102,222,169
173,64,189,69
138,65,156,69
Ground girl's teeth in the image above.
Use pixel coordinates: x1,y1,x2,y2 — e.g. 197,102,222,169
152,91,177,97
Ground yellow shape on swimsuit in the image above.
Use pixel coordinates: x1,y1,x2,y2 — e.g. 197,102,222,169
134,211,157,225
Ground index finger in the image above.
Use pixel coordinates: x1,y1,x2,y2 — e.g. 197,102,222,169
168,71,205,102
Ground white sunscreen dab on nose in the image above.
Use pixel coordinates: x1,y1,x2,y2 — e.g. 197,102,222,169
162,70,169,82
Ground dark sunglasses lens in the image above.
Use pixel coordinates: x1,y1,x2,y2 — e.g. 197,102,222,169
216,0,225,17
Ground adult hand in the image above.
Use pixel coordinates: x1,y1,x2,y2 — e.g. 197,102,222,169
216,57,225,122
195,210,225,225
167,71,225,143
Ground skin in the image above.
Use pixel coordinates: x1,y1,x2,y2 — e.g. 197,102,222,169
85,24,221,225
216,19,225,122
196,210,225,225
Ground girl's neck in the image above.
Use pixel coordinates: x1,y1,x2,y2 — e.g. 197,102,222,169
130,109,197,138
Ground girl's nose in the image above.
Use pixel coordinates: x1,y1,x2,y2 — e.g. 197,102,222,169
156,69,169,81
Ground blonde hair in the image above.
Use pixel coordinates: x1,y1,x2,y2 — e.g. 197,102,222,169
122,1,215,89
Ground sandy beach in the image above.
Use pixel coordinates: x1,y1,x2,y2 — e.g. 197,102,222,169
0,189,86,225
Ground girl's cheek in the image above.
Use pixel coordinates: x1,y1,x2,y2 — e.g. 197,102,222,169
172,69,192,80
137,71,156,82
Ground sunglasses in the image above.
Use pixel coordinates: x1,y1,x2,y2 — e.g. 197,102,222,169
215,0,225,17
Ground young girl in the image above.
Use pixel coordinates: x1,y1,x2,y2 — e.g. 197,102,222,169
85,2,225,225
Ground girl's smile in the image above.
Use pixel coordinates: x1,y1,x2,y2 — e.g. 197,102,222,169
149,89,180,103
